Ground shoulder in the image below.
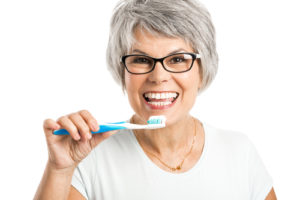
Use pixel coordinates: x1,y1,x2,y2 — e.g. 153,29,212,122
203,123,254,157
205,123,251,145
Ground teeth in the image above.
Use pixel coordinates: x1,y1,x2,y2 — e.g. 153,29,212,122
144,92,178,100
148,101,172,106
156,93,160,99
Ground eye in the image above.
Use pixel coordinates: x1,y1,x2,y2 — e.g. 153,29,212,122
132,57,152,64
169,56,186,64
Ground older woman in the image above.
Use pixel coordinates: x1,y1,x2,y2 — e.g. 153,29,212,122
34,0,276,199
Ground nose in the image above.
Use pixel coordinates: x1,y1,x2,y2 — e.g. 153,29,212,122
147,60,171,84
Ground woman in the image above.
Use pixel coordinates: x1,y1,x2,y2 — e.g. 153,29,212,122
34,0,276,199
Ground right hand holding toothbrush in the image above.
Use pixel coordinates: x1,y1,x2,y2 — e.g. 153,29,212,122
43,110,117,171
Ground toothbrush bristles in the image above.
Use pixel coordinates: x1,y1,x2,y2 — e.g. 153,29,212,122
147,115,166,125
147,119,161,124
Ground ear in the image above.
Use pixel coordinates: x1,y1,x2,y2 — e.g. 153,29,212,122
197,62,203,90
197,59,203,91
122,78,127,95
198,81,202,91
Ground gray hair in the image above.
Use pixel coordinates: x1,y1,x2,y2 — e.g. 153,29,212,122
106,0,218,92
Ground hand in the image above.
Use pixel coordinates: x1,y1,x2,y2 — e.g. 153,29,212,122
43,110,117,170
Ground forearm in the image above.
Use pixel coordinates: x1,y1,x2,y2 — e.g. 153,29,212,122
34,161,76,200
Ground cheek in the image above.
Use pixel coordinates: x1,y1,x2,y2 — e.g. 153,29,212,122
177,72,200,93
124,73,131,91
125,74,139,111
124,72,138,93
124,72,146,106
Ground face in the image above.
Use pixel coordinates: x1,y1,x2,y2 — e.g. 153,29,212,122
124,29,202,126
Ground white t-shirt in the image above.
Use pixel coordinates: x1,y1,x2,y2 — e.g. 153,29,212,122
71,122,273,200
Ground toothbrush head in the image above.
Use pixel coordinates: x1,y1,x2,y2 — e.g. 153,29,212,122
146,115,166,129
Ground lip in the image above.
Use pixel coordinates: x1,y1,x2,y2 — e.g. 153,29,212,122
142,91,179,110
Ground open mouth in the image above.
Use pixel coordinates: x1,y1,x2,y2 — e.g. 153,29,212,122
143,92,179,107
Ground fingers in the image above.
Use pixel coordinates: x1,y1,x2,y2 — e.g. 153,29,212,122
56,110,99,142
43,118,61,136
49,109,116,146
57,116,81,141
69,113,92,141
79,110,99,132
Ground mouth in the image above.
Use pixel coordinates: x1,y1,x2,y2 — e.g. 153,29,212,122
143,91,179,109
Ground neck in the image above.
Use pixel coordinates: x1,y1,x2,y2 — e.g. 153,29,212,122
132,114,195,155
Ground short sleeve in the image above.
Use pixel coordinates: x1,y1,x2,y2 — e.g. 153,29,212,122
247,140,273,200
71,166,88,199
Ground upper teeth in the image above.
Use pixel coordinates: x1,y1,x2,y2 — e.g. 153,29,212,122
144,92,178,99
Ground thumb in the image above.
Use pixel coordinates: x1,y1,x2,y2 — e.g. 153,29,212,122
90,130,118,149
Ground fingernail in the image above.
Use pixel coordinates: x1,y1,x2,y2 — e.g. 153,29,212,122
93,123,99,131
88,133,92,139
75,135,80,140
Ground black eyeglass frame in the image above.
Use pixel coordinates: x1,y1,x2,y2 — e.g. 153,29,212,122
121,52,201,75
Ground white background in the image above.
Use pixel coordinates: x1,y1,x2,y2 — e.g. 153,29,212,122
0,0,299,199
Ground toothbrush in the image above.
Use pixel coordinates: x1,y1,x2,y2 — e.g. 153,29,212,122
53,115,166,135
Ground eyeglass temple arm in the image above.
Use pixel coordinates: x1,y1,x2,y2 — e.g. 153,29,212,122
120,53,201,61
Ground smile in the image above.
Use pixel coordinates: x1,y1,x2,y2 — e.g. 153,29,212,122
143,92,179,109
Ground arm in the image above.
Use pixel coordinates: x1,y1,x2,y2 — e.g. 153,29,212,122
68,186,86,200
34,110,117,200
34,162,76,200
34,162,86,200
265,187,277,200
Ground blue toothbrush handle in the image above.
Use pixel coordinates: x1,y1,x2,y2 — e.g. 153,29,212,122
53,124,126,135
92,124,126,134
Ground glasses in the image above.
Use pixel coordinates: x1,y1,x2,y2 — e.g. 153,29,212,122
121,52,201,74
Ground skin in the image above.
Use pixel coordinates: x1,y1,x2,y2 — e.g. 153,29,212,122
34,28,277,199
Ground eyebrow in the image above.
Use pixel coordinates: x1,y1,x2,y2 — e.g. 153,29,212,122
131,48,187,56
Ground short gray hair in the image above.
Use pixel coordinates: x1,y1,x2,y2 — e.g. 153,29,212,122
106,0,218,92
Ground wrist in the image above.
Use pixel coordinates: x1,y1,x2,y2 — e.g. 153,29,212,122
46,160,77,175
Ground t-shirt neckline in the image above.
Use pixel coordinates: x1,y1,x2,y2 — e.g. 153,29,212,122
129,121,209,177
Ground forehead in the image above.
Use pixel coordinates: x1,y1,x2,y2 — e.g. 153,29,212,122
131,28,194,55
